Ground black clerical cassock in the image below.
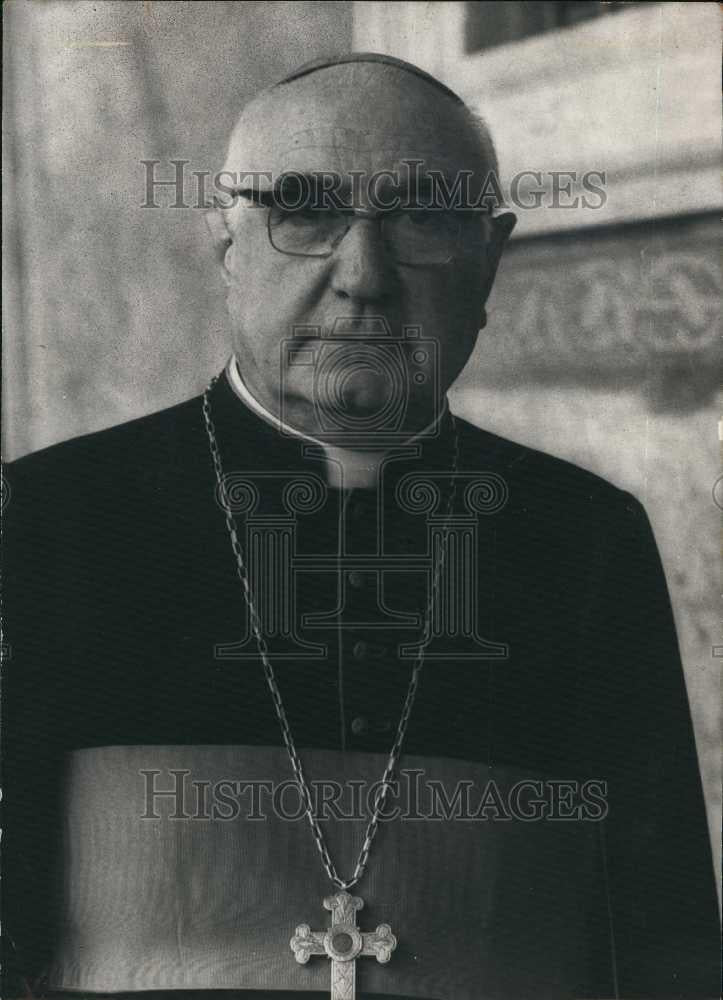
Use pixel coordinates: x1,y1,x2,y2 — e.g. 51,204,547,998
2,365,718,998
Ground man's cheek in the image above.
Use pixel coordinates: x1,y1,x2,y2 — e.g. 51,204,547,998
444,267,486,325
406,274,468,331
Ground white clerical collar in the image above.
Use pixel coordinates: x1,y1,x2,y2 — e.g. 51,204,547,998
226,355,446,490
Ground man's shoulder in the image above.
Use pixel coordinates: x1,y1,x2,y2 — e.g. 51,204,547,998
4,392,206,509
453,414,643,524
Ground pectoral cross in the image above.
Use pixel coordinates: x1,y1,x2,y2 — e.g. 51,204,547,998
290,891,397,1000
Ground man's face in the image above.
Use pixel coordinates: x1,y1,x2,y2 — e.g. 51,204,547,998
216,63,511,439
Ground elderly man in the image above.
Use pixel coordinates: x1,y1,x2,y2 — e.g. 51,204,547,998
3,54,718,1000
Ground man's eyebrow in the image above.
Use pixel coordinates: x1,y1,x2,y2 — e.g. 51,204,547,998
232,187,274,201
232,173,337,195
229,173,353,211
214,188,274,211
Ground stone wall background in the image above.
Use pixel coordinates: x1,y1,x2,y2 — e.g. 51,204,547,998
452,213,721,875
3,1,720,883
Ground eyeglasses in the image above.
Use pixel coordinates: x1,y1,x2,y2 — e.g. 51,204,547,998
230,189,485,266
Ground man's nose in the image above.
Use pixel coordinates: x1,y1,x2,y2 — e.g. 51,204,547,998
330,218,395,303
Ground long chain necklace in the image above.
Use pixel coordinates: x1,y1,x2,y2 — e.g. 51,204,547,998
202,375,459,999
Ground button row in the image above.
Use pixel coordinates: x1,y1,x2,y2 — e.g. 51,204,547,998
352,639,389,661
350,716,393,737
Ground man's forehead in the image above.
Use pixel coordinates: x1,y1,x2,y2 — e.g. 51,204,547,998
231,126,470,182
223,64,479,181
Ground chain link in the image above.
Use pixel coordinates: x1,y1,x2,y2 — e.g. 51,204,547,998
202,377,458,890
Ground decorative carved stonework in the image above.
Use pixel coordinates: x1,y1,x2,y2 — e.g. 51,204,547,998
469,216,720,410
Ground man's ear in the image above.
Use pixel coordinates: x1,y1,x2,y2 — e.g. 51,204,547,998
204,208,233,269
479,209,517,305
491,210,517,244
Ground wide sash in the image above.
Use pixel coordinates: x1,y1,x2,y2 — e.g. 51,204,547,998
47,745,600,998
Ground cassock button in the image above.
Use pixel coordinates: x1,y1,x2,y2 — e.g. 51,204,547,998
352,640,368,660
348,570,365,589
351,716,369,735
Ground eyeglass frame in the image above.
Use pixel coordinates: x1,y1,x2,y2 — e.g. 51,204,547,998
221,187,495,267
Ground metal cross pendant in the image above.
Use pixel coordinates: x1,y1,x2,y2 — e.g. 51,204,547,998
290,891,397,1000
